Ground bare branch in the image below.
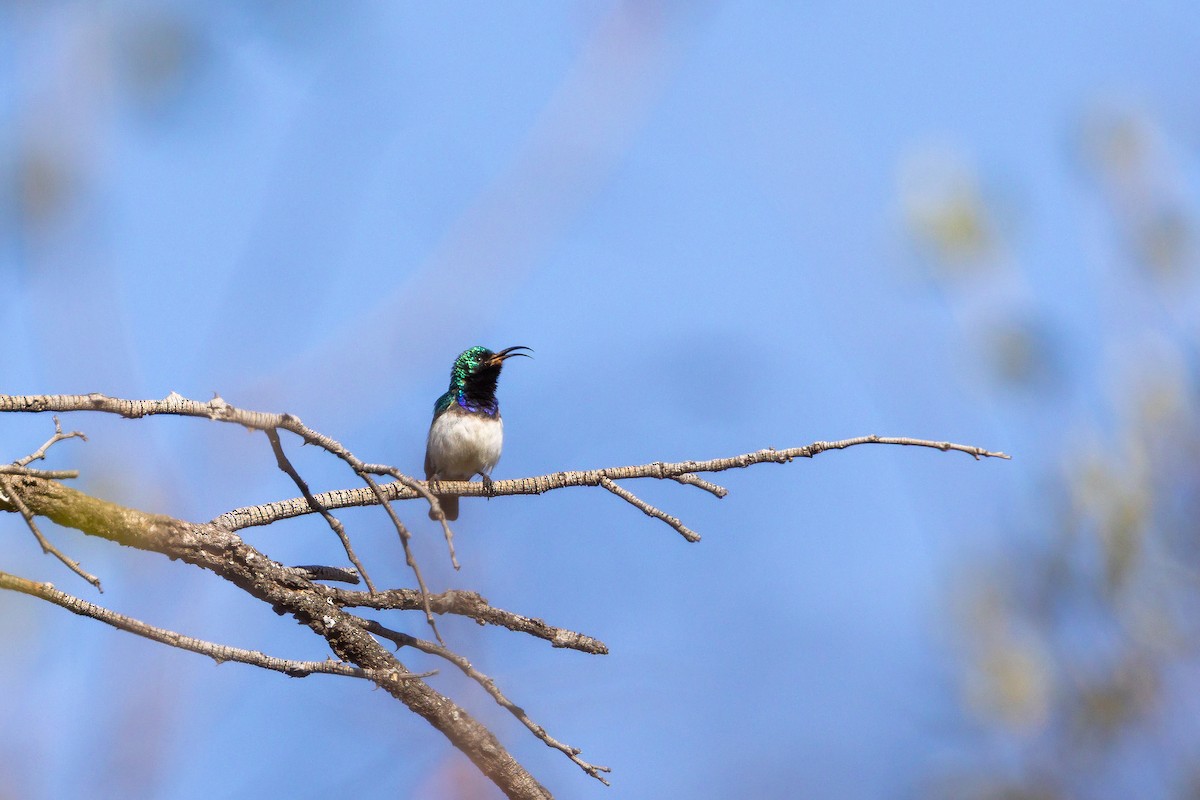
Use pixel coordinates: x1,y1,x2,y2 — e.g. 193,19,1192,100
363,619,612,786
13,416,87,467
0,394,1012,797
0,466,79,480
0,394,454,645
325,586,609,655
0,475,102,591
264,427,376,593
3,474,555,799
364,462,460,570
671,472,728,497
0,570,433,680
355,469,445,644
599,476,700,541
216,435,1008,531
286,564,361,585
0,393,419,478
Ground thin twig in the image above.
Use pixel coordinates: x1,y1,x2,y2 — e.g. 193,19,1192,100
324,586,609,655
7,473,553,798
362,619,612,786
13,416,87,467
355,470,444,645
264,428,376,593
0,466,79,480
0,393,1014,798
0,570,434,680
0,476,102,591
671,472,728,497
599,476,700,542
364,462,459,570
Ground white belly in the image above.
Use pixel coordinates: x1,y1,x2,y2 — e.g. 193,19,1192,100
426,410,504,480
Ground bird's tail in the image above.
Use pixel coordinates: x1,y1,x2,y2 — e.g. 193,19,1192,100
431,494,459,521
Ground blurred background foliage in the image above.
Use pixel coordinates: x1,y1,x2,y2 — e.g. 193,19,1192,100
909,107,1200,798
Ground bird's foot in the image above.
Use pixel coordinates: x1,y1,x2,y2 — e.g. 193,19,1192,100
482,474,495,498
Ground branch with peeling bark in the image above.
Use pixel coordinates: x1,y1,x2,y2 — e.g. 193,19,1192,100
0,393,1008,798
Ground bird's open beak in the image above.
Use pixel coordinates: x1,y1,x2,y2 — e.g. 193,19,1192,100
491,345,533,366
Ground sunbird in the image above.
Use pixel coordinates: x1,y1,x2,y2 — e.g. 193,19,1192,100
423,345,531,520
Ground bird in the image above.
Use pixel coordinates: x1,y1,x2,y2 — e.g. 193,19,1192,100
424,345,531,520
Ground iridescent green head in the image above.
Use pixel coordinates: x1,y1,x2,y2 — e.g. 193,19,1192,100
436,345,531,416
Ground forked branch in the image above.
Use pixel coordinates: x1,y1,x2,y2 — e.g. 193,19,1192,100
0,393,1008,799
0,473,556,799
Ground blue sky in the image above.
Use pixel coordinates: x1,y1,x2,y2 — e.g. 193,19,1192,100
3,3,1199,798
